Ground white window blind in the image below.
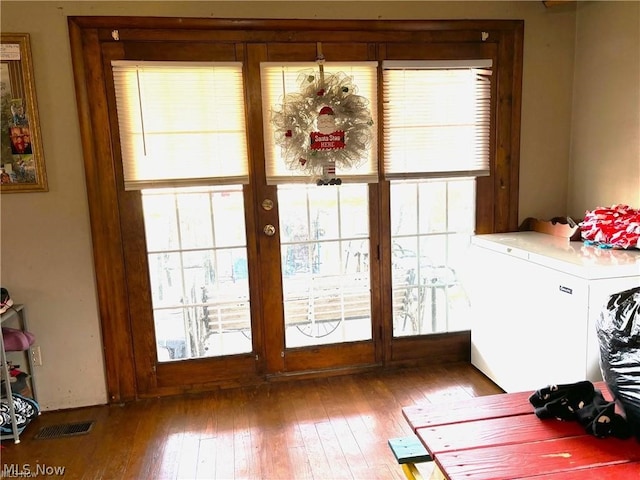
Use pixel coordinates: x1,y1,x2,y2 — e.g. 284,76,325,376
382,60,492,179
111,61,249,190
261,62,378,185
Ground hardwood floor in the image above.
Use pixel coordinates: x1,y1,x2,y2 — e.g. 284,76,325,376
1,363,501,479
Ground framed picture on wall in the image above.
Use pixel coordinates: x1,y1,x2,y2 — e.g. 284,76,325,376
1,33,47,193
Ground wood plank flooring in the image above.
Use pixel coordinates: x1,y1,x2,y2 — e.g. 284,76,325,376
1,363,502,479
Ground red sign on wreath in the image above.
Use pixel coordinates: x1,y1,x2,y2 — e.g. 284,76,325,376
310,131,346,150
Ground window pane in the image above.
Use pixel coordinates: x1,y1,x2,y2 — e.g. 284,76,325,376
391,179,474,337
177,193,213,249
142,194,179,251
447,179,476,232
391,181,418,236
309,187,340,241
143,186,251,361
418,181,447,233
340,188,370,238
211,189,248,248
279,184,372,348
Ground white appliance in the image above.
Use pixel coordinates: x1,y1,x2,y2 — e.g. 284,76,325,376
467,231,640,393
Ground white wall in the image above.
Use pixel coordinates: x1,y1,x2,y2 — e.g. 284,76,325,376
0,0,611,410
569,1,640,216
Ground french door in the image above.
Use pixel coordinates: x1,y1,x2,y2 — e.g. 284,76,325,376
137,182,378,382
69,17,523,401
110,42,382,395
256,183,378,375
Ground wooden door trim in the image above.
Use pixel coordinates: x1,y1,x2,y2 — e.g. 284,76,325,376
69,21,137,402
244,43,287,374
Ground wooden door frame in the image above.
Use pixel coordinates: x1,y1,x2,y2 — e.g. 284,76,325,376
68,17,523,402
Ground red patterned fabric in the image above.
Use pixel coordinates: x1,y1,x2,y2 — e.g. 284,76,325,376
580,204,640,249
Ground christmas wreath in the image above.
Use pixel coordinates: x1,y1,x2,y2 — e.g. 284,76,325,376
270,69,374,184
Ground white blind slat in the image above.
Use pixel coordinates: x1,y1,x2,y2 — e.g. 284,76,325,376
112,61,249,190
382,61,492,179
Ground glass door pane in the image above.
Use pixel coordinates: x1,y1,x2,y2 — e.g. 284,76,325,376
391,179,475,337
278,184,372,348
142,185,251,361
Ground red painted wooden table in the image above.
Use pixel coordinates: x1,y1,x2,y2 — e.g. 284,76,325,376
402,382,640,479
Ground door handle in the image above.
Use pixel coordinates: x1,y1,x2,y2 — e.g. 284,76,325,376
263,224,276,236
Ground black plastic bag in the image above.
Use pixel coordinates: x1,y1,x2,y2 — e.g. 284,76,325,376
596,286,640,439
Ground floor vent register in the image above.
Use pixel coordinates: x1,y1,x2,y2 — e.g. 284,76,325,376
35,421,94,439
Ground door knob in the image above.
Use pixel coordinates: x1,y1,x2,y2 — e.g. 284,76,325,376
263,224,276,236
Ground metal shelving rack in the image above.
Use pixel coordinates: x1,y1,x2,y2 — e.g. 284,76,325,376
1,304,38,443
